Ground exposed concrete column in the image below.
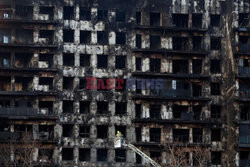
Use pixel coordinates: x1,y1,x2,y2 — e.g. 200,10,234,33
142,103,149,118
142,126,149,142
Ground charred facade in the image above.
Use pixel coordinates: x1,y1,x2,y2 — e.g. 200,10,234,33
0,0,249,167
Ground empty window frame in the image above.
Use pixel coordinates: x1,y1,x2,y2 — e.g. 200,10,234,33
115,56,126,69
97,31,108,45
40,30,55,44
150,104,161,119
80,101,90,113
239,13,249,27
79,148,90,161
63,6,74,20
150,35,161,49
63,77,74,90
193,128,202,143
210,37,221,50
240,105,250,121
150,151,161,162
116,32,126,45
79,125,90,138
80,54,90,67
79,78,86,89
136,127,141,142
115,102,127,115
62,124,73,137
97,102,108,114
39,53,53,68
172,14,188,28
136,12,141,25
210,14,220,27
173,37,189,50
39,77,53,90
15,6,33,19
136,34,142,48
97,149,107,161
211,129,221,141
135,103,141,118
211,151,221,165
63,53,74,66
173,60,188,74
193,105,202,120
192,59,202,74
97,55,108,69
136,154,142,164
116,10,125,22
211,82,221,95
210,59,221,73
173,129,189,143
192,36,202,51
211,105,221,119
80,8,91,20
150,58,161,73
136,57,142,71
63,100,73,113
80,31,91,44
97,10,108,21
150,128,161,142
192,83,202,97
150,12,160,26
115,149,126,162
96,125,108,139
192,14,202,28
63,30,74,43
39,6,54,20
62,148,73,160
115,126,126,138
172,105,191,120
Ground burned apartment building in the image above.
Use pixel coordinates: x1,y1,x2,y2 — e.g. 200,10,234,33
0,0,249,166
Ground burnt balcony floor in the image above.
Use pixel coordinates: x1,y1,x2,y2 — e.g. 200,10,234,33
132,72,209,79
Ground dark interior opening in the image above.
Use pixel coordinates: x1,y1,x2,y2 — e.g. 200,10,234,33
211,82,221,95
39,6,54,20
173,129,189,143
211,128,221,141
63,100,73,113
211,151,221,165
79,148,90,161
15,6,33,19
63,77,74,90
63,53,74,66
136,127,141,142
96,125,108,139
97,10,108,21
135,104,141,118
63,6,74,20
136,57,142,71
79,78,86,89
116,10,125,22
80,54,90,67
172,14,188,28
210,37,221,50
192,59,202,74
193,128,202,143
210,59,221,74
150,35,161,49
173,37,189,50
39,54,54,68
39,101,53,114
80,101,90,114
192,83,202,97
63,29,74,43
97,101,108,114
136,34,142,48
115,149,126,162
79,125,90,138
97,55,108,69
62,148,73,160
97,149,107,161
115,102,126,115
150,12,160,26
136,12,141,25
150,104,161,119
80,8,91,20
173,105,191,120
116,32,126,45
115,56,126,69
239,13,249,27
150,128,161,142
97,31,108,45
62,124,73,137
150,58,161,73
80,31,91,44
210,14,220,27
193,36,202,51
39,77,53,90
211,105,221,119
192,14,202,28
15,53,32,68
173,60,188,74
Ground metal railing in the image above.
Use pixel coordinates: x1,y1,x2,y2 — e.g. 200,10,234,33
239,66,250,74
239,90,250,98
240,160,250,167
239,43,250,52
0,107,52,116
239,135,250,144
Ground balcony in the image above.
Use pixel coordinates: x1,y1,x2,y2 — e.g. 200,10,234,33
237,43,250,54
0,107,57,119
239,136,250,146
240,160,250,167
133,88,209,101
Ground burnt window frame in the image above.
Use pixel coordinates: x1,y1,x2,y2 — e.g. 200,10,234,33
115,102,127,115
211,82,221,95
210,59,221,74
115,55,126,69
97,31,108,45
79,8,91,21
210,14,221,27
97,10,108,21
63,29,74,43
116,10,126,22
79,125,90,138
97,55,108,69
79,148,90,161
80,31,91,44
116,32,126,45
62,148,74,161
63,6,74,20
96,125,108,139
63,53,74,66
210,37,221,50
150,12,161,26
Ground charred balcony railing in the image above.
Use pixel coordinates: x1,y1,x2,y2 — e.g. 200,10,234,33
150,88,193,98
0,107,55,117
240,160,250,167
238,43,250,53
239,135,250,144
173,135,190,143
239,90,250,98
239,66,250,75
